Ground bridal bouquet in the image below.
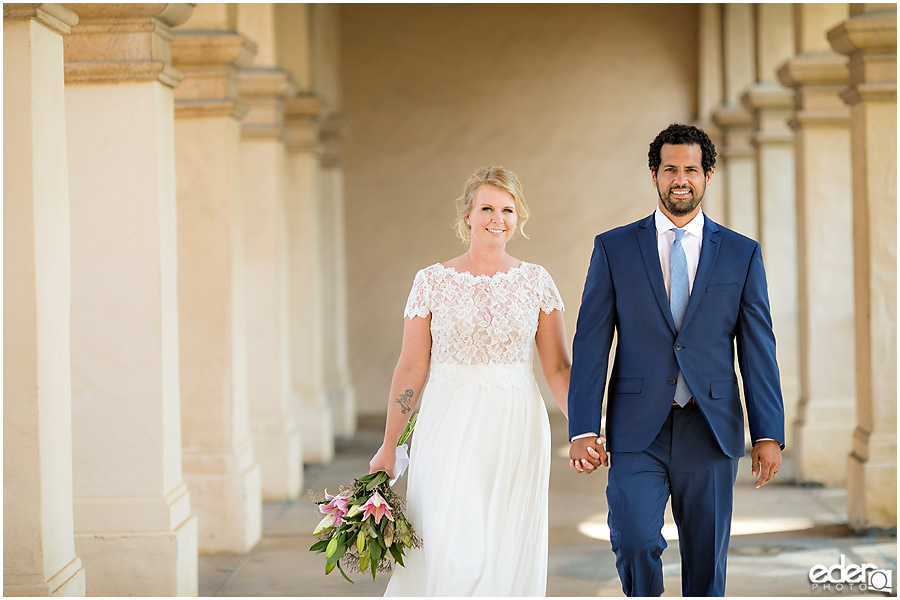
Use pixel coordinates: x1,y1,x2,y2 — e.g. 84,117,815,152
309,414,421,582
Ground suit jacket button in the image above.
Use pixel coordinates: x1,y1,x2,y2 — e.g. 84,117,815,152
675,343,683,350
668,377,677,385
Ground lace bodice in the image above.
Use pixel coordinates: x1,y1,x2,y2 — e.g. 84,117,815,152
404,262,563,385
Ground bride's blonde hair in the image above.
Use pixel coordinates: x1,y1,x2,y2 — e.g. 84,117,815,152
454,166,530,243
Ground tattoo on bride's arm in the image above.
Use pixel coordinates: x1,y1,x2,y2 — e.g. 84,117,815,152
396,388,414,414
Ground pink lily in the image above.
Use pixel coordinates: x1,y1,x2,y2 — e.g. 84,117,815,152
361,491,394,524
320,491,351,518
316,490,350,529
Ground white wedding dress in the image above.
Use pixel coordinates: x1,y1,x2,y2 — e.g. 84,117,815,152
384,262,563,597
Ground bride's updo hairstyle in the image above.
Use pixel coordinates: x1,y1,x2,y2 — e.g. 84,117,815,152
454,166,530,243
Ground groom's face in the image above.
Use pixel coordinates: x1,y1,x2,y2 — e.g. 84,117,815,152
652,144,711,219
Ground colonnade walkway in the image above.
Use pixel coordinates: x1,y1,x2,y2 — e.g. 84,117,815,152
200,413,896,597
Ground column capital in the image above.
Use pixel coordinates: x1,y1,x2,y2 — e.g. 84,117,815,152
711,104,754,158
62,3,192,87
318,113,347,168
172,31,255,70
238,68,297,141
777,53,849,89
741,83,795,146
64,4,192,26
711,103,754,128
829,7,897,56
839,81,897,104
741,81,794,112
778,53,851,129
285,94,325,119
171,31,256,119
4,3,78,34
828,8,897,105
238,67,297,99
284,94,325,154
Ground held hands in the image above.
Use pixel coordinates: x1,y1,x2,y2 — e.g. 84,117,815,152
567,436,782,484
751,439,782,488
369,443,397,479
569,436,609,474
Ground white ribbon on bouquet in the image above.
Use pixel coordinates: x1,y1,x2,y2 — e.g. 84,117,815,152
389,443,410,487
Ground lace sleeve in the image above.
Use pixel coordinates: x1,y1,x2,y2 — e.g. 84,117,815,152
403,268,431,319
538,266,564,314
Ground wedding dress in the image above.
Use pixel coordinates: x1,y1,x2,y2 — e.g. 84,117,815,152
384,262,563,597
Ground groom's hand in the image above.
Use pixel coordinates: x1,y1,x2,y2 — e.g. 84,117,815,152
569,436,608,474
750,439,782,488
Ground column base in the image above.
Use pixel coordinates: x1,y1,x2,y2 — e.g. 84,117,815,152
847,436,898,533
74,484,198,595
3,557,86,596
295,390,335,464
75,512,197,596
182,439,262,553
252,418,302,500
792,397,855,485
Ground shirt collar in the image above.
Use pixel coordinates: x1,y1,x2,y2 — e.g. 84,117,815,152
655,208,704,238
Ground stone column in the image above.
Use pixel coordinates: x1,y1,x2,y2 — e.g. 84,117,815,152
778,4,855,486
63,4,198,595
304,3,357,437
694,3,725,223
741,3,800,450
238,3,303,499
3,4,85,595
171,5,263,552
712,3,758,239
829,4,897,532
319,114,358,437
285,95,336,464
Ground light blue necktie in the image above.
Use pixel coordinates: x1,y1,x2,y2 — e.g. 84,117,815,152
670,228,691,407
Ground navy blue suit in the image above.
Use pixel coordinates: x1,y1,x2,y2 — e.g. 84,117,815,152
568,213,785,596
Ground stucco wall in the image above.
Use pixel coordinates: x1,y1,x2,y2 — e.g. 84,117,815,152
339,4,699,415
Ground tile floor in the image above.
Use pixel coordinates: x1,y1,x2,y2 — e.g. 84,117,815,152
200,413,897,597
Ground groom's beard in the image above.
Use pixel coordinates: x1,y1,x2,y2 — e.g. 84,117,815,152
658,182,704,217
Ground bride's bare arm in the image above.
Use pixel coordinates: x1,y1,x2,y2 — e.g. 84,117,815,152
535,309,571,418
369,314,432,477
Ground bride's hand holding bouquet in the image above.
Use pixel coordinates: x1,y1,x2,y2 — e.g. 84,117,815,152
369,443,399,479
309,414,420,583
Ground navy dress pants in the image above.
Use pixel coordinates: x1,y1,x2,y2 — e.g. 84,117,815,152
606,403,740,597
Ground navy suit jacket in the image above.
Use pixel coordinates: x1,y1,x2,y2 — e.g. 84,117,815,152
568,213,785,458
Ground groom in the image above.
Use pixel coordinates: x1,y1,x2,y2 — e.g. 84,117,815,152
567,123,785,597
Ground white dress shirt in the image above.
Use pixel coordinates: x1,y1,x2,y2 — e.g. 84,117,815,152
655,208,703,297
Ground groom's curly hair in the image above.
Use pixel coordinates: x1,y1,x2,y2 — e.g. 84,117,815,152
648,123,717,175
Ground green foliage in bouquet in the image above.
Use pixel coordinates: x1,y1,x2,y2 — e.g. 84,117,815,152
309,414,420,583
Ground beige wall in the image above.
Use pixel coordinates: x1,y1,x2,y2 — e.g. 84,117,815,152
340,4,700,414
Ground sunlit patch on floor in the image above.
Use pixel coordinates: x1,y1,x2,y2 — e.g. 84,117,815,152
578,515,817,541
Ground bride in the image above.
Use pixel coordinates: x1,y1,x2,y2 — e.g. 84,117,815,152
369,166,574,596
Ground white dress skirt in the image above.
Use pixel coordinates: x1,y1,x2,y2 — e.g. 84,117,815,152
384,262,563,597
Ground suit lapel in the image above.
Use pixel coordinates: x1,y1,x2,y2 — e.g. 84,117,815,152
681,215,721,331
636,215,677,335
